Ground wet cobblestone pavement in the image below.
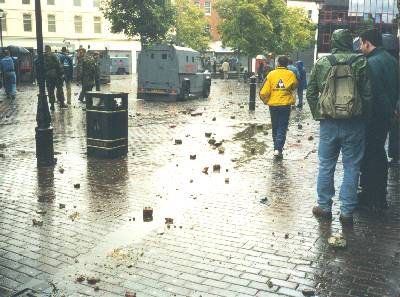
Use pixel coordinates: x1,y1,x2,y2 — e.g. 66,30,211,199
0,76,399,297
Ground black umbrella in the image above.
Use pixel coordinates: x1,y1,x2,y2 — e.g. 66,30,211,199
6,45,30,55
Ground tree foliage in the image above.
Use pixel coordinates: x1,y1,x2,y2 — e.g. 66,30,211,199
215,0,315,56
102,0,176,46
174,0,211,53
215,0,273,57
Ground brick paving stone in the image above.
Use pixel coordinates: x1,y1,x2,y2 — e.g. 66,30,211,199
0,78,399,296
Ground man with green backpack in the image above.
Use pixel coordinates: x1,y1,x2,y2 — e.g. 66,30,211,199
306,29,373,226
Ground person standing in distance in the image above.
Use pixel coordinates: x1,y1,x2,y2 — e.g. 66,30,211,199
0,50,17,100
58,47,73,105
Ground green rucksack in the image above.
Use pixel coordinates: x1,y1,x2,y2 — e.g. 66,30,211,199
319,54,363,119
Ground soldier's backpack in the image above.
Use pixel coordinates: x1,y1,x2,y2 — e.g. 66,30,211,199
319,54,363,119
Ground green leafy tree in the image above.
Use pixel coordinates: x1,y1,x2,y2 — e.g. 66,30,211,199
174,0,211,53
216,0,315,56
215,0,273,58
102,0,176,47
277,7,316,54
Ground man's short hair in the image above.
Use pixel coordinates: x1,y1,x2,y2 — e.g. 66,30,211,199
3,50,10,56
360,29,383,47
61,46,67,53
45,45,51,52
277,55,289,67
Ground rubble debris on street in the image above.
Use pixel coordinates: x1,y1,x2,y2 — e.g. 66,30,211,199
143,207,153,222
328,234,347,248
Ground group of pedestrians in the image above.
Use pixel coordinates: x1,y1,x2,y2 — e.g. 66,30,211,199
260,28,399,226
0,45,100,110
43,46,100,110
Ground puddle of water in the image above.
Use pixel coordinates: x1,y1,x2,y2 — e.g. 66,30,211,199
231,123,272,167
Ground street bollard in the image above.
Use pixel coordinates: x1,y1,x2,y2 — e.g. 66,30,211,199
249,75,257,111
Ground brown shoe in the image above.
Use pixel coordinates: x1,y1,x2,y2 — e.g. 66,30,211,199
339,214,353,226
312,206,332,220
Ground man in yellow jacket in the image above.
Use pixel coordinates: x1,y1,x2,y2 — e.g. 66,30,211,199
259,55,298,159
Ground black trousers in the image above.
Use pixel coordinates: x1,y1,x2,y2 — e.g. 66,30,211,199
359,118,391,204
46,80,65,104
78,84,94,102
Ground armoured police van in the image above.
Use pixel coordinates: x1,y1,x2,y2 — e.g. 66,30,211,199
137,44,211,101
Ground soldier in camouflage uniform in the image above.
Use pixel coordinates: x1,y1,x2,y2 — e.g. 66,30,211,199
44,45,66,110
77,50,100,102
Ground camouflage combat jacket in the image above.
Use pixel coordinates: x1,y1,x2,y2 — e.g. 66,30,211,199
43,52,63,83
306,29,373,121
77,55,99,87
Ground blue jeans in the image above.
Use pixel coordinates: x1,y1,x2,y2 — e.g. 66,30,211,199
317,119,365,215
269,105,291,152
4,71,16,96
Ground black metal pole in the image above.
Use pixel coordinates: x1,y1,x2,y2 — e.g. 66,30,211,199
249,75,256,111
35,0,55,167
0,19,3,53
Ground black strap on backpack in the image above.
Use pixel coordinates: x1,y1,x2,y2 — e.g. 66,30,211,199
326,54,363,67
326,55,337,66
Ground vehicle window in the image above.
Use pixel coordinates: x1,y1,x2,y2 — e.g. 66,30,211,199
162,54,167,60
186,56,188,62
151,53,154,59
192,57,194,63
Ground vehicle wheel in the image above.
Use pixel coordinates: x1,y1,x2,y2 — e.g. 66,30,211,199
180,81,190,100
202,85,210,98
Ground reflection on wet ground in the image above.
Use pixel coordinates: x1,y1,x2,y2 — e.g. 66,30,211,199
0,77,399,296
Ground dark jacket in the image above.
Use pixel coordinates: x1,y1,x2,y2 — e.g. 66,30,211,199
43,52,63,83
77,54,99,87
366,47,398,119
296,60,307,90
306,29,373,120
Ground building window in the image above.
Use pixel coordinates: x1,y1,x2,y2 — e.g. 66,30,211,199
93,0,100,8
48,14,56,32
0,0,5,3
23,14,32,31
47,0,55,4
94,16,101,33
74,15,82,33
308,10,312,19
22,0,30,4
73,0,81,6
204,1,211,14
1,17,6,31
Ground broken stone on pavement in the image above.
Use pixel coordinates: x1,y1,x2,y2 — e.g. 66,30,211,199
213,164,221,173
32,219,43,227
302,288,316,296
143,207,153,222
328,234,347,248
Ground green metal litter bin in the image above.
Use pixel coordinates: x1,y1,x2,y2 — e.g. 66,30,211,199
86,91,128,158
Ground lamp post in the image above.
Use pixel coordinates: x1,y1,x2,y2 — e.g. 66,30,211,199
0,9,6,53
35,0,55,167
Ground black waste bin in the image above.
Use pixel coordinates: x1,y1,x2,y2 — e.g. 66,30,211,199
86,91,128,158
